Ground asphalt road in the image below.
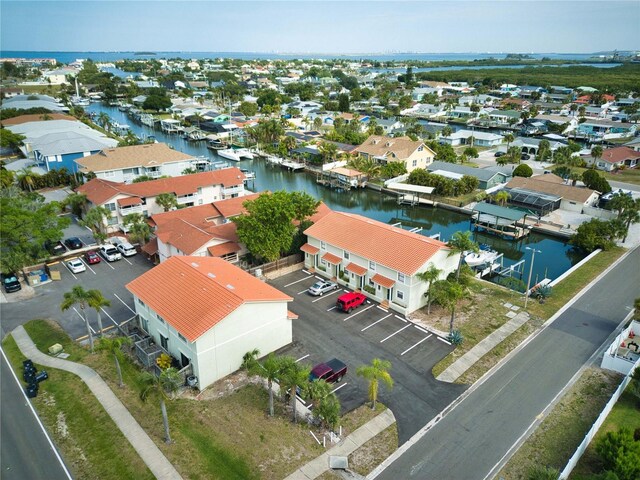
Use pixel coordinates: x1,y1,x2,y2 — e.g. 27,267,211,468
0,350,72,480
271,272,466,444
375,246,640,480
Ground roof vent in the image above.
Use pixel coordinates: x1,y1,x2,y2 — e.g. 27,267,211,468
207,272,216,279
226,284,235,290
191,262,199,268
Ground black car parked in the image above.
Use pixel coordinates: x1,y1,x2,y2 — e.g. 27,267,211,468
64,237,83,250
1,273,22,293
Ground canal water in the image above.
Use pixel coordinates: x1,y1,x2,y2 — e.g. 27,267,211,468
86,103,587,286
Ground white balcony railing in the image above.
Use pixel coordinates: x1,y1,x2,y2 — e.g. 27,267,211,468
119,205,143,215
177,194,196,204
222,186,244,197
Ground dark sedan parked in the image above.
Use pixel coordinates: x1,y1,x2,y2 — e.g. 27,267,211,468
64,237,83,250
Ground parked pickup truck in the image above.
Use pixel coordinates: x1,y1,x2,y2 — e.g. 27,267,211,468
309,358,347,384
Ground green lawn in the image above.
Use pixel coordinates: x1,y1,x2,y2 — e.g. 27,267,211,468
571,166,640,186
2,330,154,480
6,319,392,480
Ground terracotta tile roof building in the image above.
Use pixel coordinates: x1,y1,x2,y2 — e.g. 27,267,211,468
126,256,293,389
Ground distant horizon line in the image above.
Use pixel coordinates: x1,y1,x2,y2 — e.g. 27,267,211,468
2,49,637,55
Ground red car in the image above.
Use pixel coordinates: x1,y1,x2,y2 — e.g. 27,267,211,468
85,251,101,264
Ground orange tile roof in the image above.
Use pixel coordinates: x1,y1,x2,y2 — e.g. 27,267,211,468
300,243,320,255
156,218,240,255
150,203,221,228
345,262,367,276
287,310,299,320
141,237,158,255
372,273,395,288
310,202,332,223
304,211,449,275
117,197,142,207
126,256,292,341
600,146,640,164
322,252,342,265
212,193,260,218
207,242,241,257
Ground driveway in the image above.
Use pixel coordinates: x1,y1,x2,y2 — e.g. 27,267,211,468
270,270,467,444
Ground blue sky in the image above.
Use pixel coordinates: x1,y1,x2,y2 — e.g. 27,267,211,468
1,1,638,53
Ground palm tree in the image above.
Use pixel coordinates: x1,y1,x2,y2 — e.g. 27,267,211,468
16,167,39,192
591,145,603,166
87,289,111,338
62,192,87,216
280,357,310,423
97,112,111,130
447,231,479,281
494,190,511,206
441,126,453,138
80,206,110,244
139,368,182,443
356,358,393,409
318,141,339,164
313,117,323,131
432,279,467,333
609,195,640,243
124,213,152,244
96,336,133,387
155,192,178,212
244,351,285,417
416,264,443,314
61,285,94,352
503,133,514,150
280,135,297,153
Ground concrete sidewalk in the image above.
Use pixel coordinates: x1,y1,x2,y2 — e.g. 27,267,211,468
437,311,530,383
11,326,183,480
284,408,396,480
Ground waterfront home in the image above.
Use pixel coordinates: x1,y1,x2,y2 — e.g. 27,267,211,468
376,118,403,134
126,256,295,390
75,143,201,183
511,137,566,156
438,129,503,147
3,115,117,172
400,103,446,118
302,211,458,315
576,119,637,140
485,109,522,126
354,135,435,173
458,94,500,107
76,168,247,233
586,146,640,172
427,161,511,190
532,114,577,133
0,94,67,112
412,86,443,101
504,174,599,213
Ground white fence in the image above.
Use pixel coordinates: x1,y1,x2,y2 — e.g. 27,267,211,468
583,205,617,220
322,160,347,171
559,359,639,479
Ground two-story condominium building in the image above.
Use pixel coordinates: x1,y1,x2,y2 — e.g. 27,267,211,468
301,211,458,315
76,168,247,233
126,256,295,390
354,135,435,173
75,143,204,183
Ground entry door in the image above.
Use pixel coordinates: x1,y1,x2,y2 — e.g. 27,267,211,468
180,352,190,368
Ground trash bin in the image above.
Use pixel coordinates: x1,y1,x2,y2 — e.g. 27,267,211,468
35,370,49,383
24,371,36,384
25,382,38,398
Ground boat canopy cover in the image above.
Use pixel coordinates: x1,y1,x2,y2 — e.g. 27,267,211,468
472,202,526,222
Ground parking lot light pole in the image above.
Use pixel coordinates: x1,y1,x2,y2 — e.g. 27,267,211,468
524,247,541,309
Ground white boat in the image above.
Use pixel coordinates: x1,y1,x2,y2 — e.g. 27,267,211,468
235,148,254,160
464,249,499,267
71,77,90,106
217,148,242,162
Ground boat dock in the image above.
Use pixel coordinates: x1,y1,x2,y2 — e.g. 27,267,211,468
265,155,305,171
316,167,367,191
471,202,531,241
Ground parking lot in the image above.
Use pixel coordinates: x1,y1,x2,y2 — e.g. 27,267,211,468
0,217,153,342
271,270,468,444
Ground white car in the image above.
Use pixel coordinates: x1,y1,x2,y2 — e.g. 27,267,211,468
99,245,122,262
116,242,137,257
308,280,338,296
66,258,86,274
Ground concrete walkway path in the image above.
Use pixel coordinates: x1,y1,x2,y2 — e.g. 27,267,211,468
284,408,396,480
11,326,183,480
437,311,530,383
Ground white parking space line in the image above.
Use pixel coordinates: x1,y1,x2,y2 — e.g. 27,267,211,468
100,307,119,327
311,289,341,302
327,306,337,312
114,293,135,313
285,277,311,287
437,336,452,345
362,314,392,332
297,289,309,295
380,324,411,343
64,263,78,280
414,325,430,334
104,260,116,270
394,315,407,323
302,269,311,275
401,334,432,356
83,258,97,275
73,307,96,333
344,304,374,321
331,383,348,394
295,354,309,363
122,257,133,265
314,276,323,280
376,305,389,312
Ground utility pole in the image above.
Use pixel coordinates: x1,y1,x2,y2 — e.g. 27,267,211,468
524,247,541,309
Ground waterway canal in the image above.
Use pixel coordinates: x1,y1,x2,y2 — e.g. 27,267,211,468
87,103,587,286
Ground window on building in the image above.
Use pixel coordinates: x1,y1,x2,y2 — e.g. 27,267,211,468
397,290,404,300
412,159,418,167
178,333,187,342
344,251,350,259
104,202,116,212
418,146,424,152
156,314,165,324
398,272,405,284
104,171,115,178
160,335,168,350
320,241,326,249
369,260,376,271
137,298,145,307
107,216,119,226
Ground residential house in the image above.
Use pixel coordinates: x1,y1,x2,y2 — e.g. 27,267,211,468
75,143,202,183
439,129,503,147
505,174,599,213
427,161,511,190
126,256,295,390
42,68,78,85
458,94,500,107
586,146,640,172
76,168,247,232
354,135,435,173
576,119,637,140
301,211,458,315
376,118,403,134
0,94,68,112
485,109,522,126
511,137,566,156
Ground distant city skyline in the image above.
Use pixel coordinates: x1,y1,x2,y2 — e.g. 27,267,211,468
1,1,638,54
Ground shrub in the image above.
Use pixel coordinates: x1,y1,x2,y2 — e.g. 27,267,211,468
448,330,464,346
595,428,640,480
513,164,533,177
363,284,376,295
156,353,172,370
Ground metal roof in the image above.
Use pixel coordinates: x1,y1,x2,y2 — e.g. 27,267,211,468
472,202,527,221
